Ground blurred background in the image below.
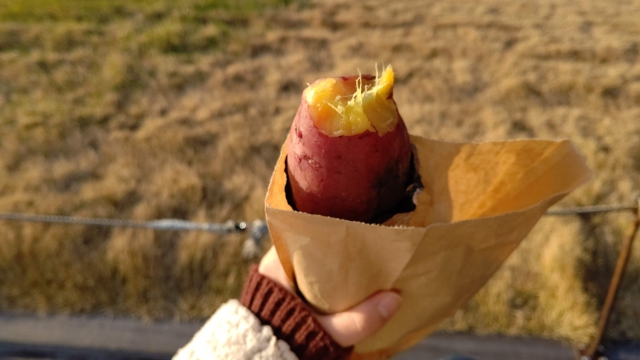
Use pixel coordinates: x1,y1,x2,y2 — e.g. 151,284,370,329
0,0,639,354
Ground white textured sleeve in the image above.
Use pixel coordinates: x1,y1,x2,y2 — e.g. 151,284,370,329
172,299,298,360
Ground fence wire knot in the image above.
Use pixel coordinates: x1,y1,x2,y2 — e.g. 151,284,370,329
242,220,269,259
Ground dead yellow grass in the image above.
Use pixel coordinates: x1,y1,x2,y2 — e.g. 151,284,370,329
1,0,639,347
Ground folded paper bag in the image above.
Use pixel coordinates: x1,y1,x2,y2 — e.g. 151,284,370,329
265,134,591,355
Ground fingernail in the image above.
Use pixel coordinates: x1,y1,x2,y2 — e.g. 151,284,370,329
377,293,402,319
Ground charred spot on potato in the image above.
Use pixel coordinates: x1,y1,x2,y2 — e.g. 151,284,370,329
370,152,422,224
284,156,298,211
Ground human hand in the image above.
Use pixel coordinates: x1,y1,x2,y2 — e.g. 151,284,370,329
258,247,402,347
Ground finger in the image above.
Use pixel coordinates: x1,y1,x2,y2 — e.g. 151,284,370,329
258,246,294,291
315,291,402,347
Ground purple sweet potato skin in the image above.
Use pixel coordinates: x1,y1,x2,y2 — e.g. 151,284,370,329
286,76,412,223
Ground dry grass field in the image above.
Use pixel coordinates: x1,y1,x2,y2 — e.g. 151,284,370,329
1,0,639,347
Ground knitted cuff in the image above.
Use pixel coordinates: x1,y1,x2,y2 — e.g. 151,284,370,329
240,265,353,360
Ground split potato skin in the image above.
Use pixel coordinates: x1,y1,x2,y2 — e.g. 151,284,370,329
286,75,412,223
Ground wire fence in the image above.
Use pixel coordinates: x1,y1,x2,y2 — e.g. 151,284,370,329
0,201,638,259
545,204,639,216
0,212,248,233
0,202,637,231
0,212,268,259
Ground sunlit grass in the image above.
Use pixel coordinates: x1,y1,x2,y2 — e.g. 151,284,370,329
0,0,639,346
0,0,294,321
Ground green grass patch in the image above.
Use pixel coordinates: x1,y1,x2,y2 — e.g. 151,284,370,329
0,0,294,23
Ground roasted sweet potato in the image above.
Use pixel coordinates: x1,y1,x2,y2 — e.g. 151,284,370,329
286,66,413,223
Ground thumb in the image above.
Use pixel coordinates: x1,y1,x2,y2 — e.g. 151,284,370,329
315,291,402,347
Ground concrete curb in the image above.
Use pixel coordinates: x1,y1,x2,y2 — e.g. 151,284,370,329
0,312,202,356
0,312,578,359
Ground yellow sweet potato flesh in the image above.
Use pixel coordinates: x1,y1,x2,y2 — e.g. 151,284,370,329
303,65,399,137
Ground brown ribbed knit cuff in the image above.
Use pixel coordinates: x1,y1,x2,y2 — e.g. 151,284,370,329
240,265,353,360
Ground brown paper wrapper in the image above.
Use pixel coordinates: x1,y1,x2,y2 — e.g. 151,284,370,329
265,134,591,355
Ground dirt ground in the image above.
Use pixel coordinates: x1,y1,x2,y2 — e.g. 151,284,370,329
1,0,639,347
